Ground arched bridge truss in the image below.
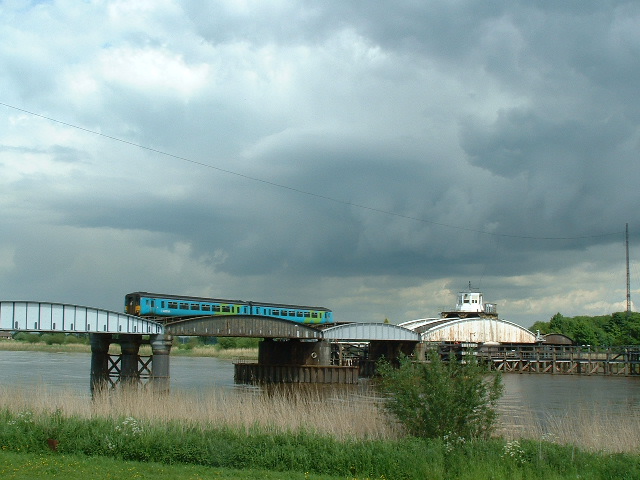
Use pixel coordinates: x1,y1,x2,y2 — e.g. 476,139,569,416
0,301,420,342
0,301,164,335
164,315,324,339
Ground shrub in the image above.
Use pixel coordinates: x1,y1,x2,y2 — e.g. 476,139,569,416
13,332,41,343
376,351,503,440
216,337,260,349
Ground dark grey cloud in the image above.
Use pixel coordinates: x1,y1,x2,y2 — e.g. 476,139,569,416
0,1,638,328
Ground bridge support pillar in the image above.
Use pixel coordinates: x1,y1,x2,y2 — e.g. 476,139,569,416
258,339,330,365
118,334,142,386
413,342,428,362
150,334,173,394
90,333,112,395
369,340,419,366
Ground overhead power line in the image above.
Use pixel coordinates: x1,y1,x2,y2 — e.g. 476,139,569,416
0,101,624,241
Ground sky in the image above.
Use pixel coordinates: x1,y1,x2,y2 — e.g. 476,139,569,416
1,0,639,329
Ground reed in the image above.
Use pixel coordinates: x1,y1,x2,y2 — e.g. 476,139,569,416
1,384,638,452
0,385,400,441
497,408,640,453
1,386,639,479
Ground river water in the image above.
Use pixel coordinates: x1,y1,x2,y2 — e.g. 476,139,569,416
2,350,640,424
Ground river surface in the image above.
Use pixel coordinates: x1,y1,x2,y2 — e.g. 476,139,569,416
1,350,640,424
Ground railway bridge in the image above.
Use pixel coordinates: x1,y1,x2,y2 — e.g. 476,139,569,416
0,301,420,391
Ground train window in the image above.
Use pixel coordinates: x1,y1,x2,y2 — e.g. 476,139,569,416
179,303,189,310
289,311,295,316
222,306,230,313
145,300,149,305
190,304,200,310
213,305,221,312
297,312,303,317
311,313,318,318
202,305,211,311
273,310,280,315
168,302,178,309
304,312,310,317
151,300,155,308
161,301,165,308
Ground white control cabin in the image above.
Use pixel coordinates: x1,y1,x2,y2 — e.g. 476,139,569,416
456,290,484,312
450,287,497,316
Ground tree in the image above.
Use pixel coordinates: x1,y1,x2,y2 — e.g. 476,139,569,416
376,351,503,440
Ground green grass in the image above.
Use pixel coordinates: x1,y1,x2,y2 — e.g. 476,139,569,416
0,450,341,480
0,409,639,480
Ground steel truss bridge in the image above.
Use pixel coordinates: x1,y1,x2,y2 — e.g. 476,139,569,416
0,300,421,390
0,301,420,341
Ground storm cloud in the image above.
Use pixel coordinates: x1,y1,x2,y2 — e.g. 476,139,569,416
1,1,638,328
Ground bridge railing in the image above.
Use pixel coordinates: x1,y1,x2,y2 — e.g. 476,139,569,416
0,301,164,335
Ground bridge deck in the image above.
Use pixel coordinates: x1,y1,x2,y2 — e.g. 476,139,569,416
0,301,164,335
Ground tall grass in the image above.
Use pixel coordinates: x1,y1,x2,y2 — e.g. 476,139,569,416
0,386,639,478
498,408,640,453
0,385,400,441
1,384,639,452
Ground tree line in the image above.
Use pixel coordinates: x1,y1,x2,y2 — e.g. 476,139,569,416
530,311,640,346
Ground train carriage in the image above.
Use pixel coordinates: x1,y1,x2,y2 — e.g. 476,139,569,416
125,292,333,324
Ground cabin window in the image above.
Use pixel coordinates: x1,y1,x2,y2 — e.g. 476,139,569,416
202,305,211,311
168,302,178,309
213,305,221,312
190,304,200,311
273,310,280,315
297,312,303,317
179,303,189,310
311,312,318,318
222,306,231,313
151,300,155,308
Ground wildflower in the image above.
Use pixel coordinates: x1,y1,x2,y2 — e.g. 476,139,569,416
115,417,143,437
502,440,526,464
443,433,466,453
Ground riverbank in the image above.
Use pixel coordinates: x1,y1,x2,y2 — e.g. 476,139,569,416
2,382,640,455
1,391,638,479
0,340,258,360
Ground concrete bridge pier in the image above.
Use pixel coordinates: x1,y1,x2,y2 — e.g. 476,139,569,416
150,334,173,394
90,333,112,395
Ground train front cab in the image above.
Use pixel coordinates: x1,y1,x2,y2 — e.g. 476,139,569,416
125,293,142,315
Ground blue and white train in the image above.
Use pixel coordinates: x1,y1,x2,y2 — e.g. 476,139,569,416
125,292,333,324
